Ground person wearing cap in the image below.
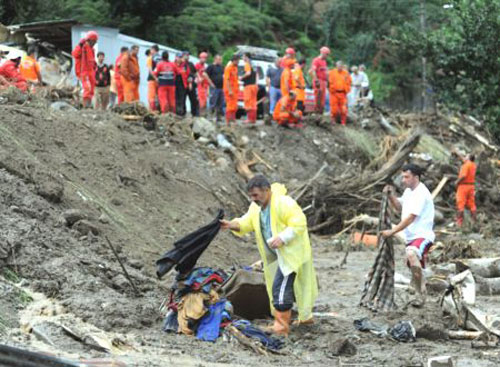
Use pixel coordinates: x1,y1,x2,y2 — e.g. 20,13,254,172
240,52,258,124
121,45,140,103
182,52,199,117
293,59,306,113
309,46,330,114
195,52,211,115
328,60,351,125
19,46,42,86
114,47,128,105
280,58,295,99
382,164,435,306
223,54,240,125
273,91,303,128
147,45,161,111
0,55,27,92
153,51,178,114
281,47,296,68
72,30,98,107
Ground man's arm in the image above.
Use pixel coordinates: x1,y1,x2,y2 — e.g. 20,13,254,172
203,71,215,88
383,185,402,212
381,214,416,238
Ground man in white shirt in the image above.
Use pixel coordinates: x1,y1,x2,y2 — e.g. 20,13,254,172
381,164,435,305
359,64,369,96
348,66,363,107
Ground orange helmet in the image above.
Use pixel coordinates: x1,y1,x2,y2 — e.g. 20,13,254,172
86,31,98,41
199,52,208,59
320,46,330,55
285,47,295,55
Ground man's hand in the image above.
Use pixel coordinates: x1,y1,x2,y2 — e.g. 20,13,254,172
220,219,239,231
268,236,284,249
381,230,393,238
383,184,394,195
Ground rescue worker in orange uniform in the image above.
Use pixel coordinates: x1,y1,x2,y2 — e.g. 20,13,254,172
240,53,258,124
328,61,351,125
114,46,128,105
273,91,303,127
280,58,295,99
19,47,42,86
154,51,178,114
195,52,210,115
293,58,306,113
72,30,98,108
0,55,27,92
121,45,140,103
281,47,296,67
310,46,330,114
146,45,161,111
223,54,240,125
453,149,477,227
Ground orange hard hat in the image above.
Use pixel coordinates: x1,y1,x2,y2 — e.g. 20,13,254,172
86,31,98,41
320,46,330,55
285,47,295,55
199,52,208,59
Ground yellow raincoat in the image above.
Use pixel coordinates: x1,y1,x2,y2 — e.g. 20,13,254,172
232,183,318,321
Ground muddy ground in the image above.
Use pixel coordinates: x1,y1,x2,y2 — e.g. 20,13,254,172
0,92,499,366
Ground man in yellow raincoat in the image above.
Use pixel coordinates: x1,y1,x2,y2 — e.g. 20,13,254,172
220,175,318,336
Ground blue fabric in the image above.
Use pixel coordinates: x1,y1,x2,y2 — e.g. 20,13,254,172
183,267,220,293
196,300,226,342
269,86,282,115
232,320,285,351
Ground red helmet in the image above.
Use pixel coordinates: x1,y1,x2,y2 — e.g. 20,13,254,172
86,31,98,41
285,47,295,55
199,52,208,59
320,46,330,55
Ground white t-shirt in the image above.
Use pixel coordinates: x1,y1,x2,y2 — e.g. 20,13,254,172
359,71,369,88
398,182,435,243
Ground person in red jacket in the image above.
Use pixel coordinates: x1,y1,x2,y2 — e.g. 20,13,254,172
72,30,98,108
154,51,178,114
0,56,27,92
195,52,210,115
114,47,128,105
309,46,330,114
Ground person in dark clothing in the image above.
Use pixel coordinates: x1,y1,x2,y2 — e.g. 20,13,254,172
175,53,187,116
95,51,111,110
266,57,283,115
183,51,199,117
205,54,225,123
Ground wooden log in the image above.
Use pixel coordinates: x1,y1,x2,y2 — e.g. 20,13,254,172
227,325,268,356
455,258,500,278
448,330,483,340
432,176,449,200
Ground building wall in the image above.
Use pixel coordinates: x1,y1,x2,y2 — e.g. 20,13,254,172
71,24,198,110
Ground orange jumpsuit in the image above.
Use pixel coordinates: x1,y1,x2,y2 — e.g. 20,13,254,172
0,60,28,92
195,61,209,110
273,95,302,126
243,61,258,123
19,55,41,83
456,159,477,225
72,39,96,104
120,53,140,103
293,65,306,112
328,68,351,125
147,55,159,111
311,56,328,113
280,59,295,98
114,54,125,104
223,61,239,122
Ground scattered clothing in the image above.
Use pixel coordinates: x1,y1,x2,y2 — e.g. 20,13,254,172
232,320,285,351
156,209,224,278
196,300,227,342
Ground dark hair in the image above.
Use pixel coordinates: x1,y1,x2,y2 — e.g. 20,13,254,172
145,49,150,56
402,163,423,178
27,46,36,55
162,51,169,61
469,154,475,162
131,45,139,50
244,52,251,58
97,51,105,57
298,58,306,65
247,174,271,191
231,53,240,60
120,46,128,53
152,45,160,52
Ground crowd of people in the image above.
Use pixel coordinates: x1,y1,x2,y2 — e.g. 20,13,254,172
1,30,373,128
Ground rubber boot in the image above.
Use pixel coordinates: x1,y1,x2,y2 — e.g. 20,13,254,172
273,310,291,337
456,211,464,227
250,109,257,123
